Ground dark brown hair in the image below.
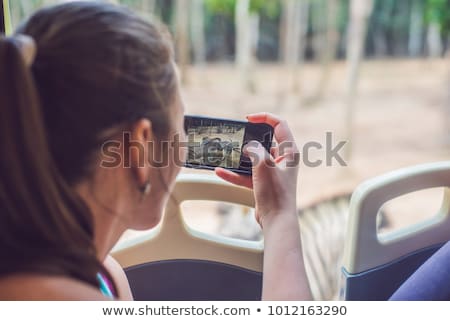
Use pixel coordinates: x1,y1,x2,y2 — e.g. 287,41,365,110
0,1,176,290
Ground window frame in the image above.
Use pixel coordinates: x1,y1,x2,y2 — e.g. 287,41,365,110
1,0,5,34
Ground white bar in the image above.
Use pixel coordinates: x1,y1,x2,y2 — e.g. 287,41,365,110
0,301,448,321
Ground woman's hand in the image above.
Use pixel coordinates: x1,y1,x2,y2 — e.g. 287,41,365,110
216,112,311,300
215,112,300,228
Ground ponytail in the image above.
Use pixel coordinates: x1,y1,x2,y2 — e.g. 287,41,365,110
0,36,103,289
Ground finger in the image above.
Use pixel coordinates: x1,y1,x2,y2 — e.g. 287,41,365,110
243,140,275,169
270,146,279,159
215,167,253,189
274,154,286,164
246,112,298,152
246,112,281,127
273,154,298,169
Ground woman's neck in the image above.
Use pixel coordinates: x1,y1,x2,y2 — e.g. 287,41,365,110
75,182,129,261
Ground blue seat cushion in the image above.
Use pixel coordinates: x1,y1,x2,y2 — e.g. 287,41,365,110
390,241,450,301
125,259,263,300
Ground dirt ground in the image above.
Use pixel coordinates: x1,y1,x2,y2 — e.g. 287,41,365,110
119,58,450,243
179,58,450,232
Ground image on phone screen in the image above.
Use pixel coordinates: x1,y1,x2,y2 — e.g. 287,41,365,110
184,115,273,175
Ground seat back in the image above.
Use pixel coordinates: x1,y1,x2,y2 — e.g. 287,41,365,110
342,162,450,300
112,174,263,300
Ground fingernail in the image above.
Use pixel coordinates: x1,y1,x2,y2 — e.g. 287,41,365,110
243,140,260,152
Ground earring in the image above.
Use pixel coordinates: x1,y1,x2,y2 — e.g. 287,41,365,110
140,181,151,201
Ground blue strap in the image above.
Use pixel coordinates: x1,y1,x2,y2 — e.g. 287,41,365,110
97,273,114,299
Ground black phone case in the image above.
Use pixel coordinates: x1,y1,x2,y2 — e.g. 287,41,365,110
184,115,273,175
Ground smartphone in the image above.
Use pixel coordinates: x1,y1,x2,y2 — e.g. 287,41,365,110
184,115,274,175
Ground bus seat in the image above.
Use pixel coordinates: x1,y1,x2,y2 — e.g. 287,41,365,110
111,174,263,300
342,161,450,300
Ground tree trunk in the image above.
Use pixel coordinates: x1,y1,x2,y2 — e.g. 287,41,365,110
248,12,259,93
344,0,374,161
235,0,258,93
408,0,424,57
373,0,394,57
2,0,12,35
312,0,339,101
281,0,309,93
427,22,443,58
141,0,157,14
175,0,191,84
311,0,326,60
446,78,450,146
190,0,206,65
392,0,409,56
444,51,450,146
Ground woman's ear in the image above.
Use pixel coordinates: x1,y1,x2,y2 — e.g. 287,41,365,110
128,119,153,187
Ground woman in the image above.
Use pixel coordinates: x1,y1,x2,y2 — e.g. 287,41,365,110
0,2,311,300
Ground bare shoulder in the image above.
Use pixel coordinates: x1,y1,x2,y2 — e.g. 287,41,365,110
0,274,108,300
104,255,133,300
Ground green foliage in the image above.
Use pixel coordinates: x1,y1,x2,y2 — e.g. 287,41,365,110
250,0,280,18
337,0,349,33
118,0,142,9
425,0,450,35
9,0,52,28
205,0,280,18
205,0,235,16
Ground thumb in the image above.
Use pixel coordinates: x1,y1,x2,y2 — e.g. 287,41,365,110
243,141,274,168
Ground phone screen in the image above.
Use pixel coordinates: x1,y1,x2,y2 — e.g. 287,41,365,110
184,115,274,175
